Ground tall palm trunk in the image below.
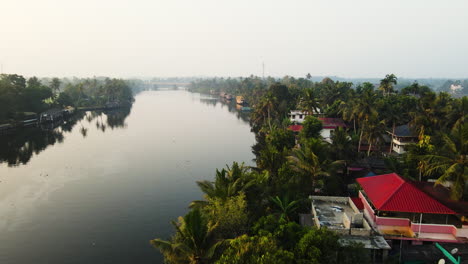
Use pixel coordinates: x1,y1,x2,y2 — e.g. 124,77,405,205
267,108,272,131
367,141,372,156
358,129,364,152
389,122,395,154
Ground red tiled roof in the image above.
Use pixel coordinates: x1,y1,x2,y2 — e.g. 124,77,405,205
356,173,456,214
318,117,346,129
288,125,303,132
415,182,468,215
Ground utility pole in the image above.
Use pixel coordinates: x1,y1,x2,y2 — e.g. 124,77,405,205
262,61,265,81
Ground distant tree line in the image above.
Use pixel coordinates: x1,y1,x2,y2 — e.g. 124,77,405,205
0,74,141,123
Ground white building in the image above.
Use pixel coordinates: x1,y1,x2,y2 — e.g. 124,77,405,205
288,109,322,124
318,117,347,143
288,110,308,123
387,124,417,154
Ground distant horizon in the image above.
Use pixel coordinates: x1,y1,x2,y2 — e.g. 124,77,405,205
2,72,467,81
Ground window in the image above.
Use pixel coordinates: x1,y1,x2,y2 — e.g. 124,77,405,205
299,115,303,119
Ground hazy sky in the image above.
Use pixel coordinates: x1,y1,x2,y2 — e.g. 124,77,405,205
1,0,467,78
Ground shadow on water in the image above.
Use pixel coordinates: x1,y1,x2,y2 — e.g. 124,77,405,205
0,106,132,166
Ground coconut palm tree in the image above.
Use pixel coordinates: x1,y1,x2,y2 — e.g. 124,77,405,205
287,144,329,193
379,96,404,153
423,123,467,200
330,127,353,160
379,74,397,96
190,162,255,209
353,83,378,151
339,99,358,132
363,116,386,156
251,92,277,131
299,88,321,116
150,209,225,264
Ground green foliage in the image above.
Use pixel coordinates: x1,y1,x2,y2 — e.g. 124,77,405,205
270,196,299,222
266,127,296,151
300,116,323,139
190,162,255,209
0,74,137,123
423,123,468,200
203,193,249,238
0,74,53,121
295,228,340,264
150,209,225,264
216,234,294,264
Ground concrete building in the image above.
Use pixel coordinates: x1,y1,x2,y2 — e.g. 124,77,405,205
307,196,391,263
317,117,347,143
387,124,418,154
356,173,468,244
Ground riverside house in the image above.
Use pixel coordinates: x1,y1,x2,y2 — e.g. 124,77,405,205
356,173,468,244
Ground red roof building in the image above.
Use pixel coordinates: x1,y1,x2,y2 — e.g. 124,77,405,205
357,173,455,214
318,117,346,129
354,173,467,243
288,124,303,133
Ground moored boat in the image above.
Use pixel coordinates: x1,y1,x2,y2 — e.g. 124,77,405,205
236,96,245,105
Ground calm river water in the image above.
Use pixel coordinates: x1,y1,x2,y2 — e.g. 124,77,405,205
0,90,255,264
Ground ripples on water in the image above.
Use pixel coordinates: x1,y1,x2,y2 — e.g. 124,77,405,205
0,90,255,264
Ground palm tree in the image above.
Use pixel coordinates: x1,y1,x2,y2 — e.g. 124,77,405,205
150,209,225,264
287,144,329,193
380,96,404,153
330,127,353,160
270,196,299,221
299,88,321,116
379,74,397,96
190,162,254,209
362,116,386,156
251,92,277,131
353,83,378,151
339,99,358,132
423,123,467,200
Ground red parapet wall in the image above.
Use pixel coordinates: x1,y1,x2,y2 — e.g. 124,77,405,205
411,224,457,235
376,217,410,226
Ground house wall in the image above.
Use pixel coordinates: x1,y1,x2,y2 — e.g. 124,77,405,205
392,144,406,154
351,228,372,236
321,129,333,143
457,227,468,238
410,223,457,235
289,111,308,124
343,212,351,229
359,191,377,227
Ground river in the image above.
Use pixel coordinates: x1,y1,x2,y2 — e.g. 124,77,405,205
0,90,255,264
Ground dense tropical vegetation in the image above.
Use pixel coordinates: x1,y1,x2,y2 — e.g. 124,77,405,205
152,74,468,263
152,74,467,263
0,74,145,124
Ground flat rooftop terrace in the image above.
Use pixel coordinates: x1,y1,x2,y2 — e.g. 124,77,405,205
312,197,357,228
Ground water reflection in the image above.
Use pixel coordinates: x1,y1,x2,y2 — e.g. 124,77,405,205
198,95,250,123
0,107,132,166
